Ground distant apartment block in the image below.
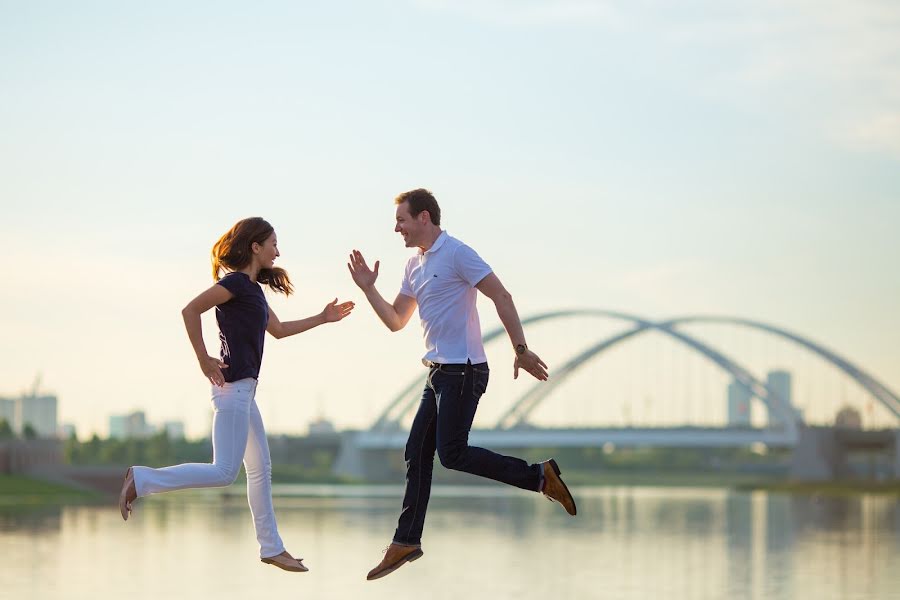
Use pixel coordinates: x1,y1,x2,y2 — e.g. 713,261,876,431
110,411,185,440
109,411,155,439
0,392,58,438
163,421,185,440
18,394,58,438
727,380,752,427
0,398,14,427
767,370,793,427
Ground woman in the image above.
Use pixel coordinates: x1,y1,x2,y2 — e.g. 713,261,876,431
118,217,354,573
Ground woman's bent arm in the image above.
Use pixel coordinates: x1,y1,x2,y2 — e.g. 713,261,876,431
182,284,233,385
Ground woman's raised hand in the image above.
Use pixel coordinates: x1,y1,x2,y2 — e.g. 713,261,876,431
323,298,355,323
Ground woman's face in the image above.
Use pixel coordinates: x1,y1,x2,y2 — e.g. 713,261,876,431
254,232,280,269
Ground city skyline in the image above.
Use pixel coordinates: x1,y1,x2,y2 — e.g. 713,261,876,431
1,1,898,438
2,355,890,440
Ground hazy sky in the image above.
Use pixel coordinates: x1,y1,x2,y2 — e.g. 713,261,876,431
2,0,898,438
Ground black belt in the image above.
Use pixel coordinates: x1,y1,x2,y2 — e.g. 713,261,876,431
423,359,488,371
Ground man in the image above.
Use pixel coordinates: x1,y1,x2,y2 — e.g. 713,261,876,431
348,188,577,581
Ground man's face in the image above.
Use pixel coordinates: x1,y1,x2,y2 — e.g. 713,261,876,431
395,201,425,248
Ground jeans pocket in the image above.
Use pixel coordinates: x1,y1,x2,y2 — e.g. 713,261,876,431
212,381,253,411
473,370,490,397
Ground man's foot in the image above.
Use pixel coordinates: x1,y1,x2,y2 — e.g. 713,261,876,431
261,550,308,572
118,467,136,521
366,543,424,581
540,459,577,516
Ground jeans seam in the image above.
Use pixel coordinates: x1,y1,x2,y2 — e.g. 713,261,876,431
437,368,468,470
401,408,436,545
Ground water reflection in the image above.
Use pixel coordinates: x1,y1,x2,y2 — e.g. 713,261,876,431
0,487,898,599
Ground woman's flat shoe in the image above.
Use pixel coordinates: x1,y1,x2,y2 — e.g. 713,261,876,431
261,553,309,572
118,467,134,521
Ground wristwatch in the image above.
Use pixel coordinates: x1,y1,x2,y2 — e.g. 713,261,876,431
515,343,528,356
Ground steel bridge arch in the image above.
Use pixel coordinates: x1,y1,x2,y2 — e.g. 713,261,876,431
665,316,900,420
372,309,880,436
496,312,900,429
493,321,794,430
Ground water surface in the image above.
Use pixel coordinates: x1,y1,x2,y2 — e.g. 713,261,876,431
2,486,898,599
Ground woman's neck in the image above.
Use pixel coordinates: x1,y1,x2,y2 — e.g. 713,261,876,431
238,265,259,282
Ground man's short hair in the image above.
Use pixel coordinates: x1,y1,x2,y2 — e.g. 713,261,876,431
395,188,441,226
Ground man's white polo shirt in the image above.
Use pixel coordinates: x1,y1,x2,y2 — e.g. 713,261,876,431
400,231,492,365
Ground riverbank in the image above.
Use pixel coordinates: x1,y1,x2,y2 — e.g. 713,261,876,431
0,474,103,506
736,479,900,495
2,471,898,509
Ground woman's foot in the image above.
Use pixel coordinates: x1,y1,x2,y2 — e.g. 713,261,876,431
261,550,308,573
118,467,136,521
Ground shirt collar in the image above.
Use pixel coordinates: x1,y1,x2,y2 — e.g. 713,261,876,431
420,230,448,255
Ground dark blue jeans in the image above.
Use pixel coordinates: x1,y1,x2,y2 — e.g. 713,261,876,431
393,361,542,546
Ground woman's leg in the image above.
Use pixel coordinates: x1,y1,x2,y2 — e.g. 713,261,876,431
243,396,286,559
132,380,253,497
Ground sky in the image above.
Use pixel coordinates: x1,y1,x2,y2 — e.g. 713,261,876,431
1,0,898,438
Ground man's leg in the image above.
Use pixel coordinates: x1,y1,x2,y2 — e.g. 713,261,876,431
433,363,576,514
393,383,438,545
368,383,436,580
434,363,541,491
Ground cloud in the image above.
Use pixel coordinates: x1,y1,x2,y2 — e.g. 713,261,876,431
663,2,900,156
843,112,900,158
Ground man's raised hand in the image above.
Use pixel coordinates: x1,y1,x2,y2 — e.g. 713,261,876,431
348,250,380,291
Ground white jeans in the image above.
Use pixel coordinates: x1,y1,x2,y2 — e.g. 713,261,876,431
132,378,285,558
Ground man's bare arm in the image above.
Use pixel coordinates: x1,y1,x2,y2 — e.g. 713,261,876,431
476,272,548,380
348,249,417,332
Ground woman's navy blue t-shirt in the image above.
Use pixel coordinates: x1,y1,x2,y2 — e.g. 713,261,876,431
215,272,269,382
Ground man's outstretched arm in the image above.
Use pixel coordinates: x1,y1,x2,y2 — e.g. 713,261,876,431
475,272,548,381
348,249,417,332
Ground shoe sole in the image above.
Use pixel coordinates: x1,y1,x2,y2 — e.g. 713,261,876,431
548,459,577,516
366,548,424,581
261,557,309,572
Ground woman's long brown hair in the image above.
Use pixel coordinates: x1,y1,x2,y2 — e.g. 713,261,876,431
211,217,293,296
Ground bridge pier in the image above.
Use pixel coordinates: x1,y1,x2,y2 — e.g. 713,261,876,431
334,432,401,482
789,427,846,480
790,426,899,481
894,430,900,481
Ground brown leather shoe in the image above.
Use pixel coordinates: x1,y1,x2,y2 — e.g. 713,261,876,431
366,543,424,581
540,459,577,516
261,550,309,572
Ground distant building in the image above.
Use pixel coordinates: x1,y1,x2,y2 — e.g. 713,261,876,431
17,394,58,438
835,405,862,429
109,415,128,440
767,370,793,427
164,421,185,440
109,411,155,439
0,398,14,428
727,380,752,427
308,417,336,436
58,423,77,439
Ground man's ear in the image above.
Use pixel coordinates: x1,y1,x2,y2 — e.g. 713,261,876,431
420,210,431,224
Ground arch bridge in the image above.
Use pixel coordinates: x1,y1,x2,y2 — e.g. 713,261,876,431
354,309,899,452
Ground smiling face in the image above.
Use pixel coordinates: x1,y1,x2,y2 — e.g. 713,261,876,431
395,201,429,248
253,232,280,269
